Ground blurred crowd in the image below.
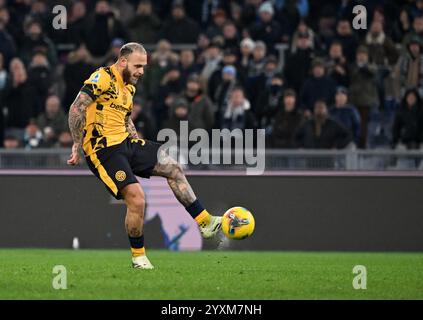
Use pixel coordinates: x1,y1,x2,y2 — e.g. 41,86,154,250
1,0,423,150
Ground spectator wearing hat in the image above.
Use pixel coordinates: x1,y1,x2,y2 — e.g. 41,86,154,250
127,0,161,45
296,99,352,149
99,37,125,67
395,36,423,98
159,3,201,44
182,74,215,132
284,30,314,94
239,38,255,69
213,65,239,127
300,58,337,117
329,86,361,144
249,1,282,54
208,48,242,102
348,45,379,148
270,88,304,148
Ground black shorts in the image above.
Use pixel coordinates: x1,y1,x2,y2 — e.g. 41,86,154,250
85,138,162,200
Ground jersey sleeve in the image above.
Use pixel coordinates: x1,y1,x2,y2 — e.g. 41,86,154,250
127,84,136,96
81,68,111,100
127,85,136,112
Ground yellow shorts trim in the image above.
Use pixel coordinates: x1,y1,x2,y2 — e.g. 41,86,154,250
89,152,119,196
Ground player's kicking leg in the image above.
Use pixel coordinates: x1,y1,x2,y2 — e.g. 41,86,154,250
151,150,222,238
121,183,154,269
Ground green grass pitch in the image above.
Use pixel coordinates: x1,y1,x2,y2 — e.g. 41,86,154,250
0,249,422,299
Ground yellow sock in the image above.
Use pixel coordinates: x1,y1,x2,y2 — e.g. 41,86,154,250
131,247,145,257
195,209,212,227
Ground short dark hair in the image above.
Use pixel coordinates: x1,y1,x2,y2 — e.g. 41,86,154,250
314,99,327,107
119,42,147,58
330,40,343,48
231,86,245,95
284,89,296,98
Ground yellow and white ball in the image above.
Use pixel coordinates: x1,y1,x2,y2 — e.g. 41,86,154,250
221,207,255,240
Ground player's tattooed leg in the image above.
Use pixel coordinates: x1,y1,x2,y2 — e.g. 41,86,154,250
152,150,196,207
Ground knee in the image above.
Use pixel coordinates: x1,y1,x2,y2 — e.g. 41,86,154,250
123,186,145,213
130,196,145,213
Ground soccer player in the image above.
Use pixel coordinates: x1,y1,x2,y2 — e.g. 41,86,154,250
67,43,222,269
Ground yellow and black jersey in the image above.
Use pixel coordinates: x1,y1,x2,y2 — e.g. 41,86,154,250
80,65,136,156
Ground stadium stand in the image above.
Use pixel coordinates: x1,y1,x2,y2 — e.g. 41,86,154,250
0,0,422,154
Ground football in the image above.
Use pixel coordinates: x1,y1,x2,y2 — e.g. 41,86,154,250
221,207,255,240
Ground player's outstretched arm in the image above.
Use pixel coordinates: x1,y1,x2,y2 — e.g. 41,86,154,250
67,91,93,165
125,115,139,139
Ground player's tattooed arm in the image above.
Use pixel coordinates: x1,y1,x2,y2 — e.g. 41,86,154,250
68,91,92,146
125,115,139,139
67,91,93,165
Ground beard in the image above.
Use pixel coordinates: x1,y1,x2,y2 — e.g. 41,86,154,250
122,66,138,85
